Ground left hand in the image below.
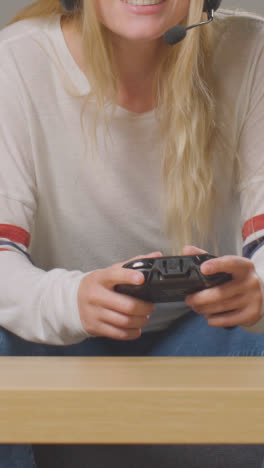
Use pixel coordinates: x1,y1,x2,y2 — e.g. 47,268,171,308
182,245,263,328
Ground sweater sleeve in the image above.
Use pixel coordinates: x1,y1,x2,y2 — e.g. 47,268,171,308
0,47,91,345
237,37,264,334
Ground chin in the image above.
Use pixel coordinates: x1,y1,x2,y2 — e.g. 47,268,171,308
117,26,166,42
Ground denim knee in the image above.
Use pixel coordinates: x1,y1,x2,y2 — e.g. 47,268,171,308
0,326,38,356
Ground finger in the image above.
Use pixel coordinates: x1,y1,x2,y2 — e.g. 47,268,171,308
103,253,163,288
190,293,246,316
206,305,260,328
185,278,242,308
182,245,208,256
200,255,254,279
90,285,154,317
100,265,147,288
185,276,246,307
100,308,150,330
95,321,142,341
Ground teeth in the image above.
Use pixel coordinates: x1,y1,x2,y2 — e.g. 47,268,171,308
123,0,164,5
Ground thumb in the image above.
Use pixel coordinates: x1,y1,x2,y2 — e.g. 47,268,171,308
182,245,208,256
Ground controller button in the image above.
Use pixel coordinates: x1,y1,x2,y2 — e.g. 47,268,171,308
132,261,145,269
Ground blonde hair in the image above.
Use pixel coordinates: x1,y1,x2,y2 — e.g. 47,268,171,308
7,0,239,254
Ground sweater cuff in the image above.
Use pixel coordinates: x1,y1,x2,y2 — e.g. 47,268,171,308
69,271,96,341
43,269,96,345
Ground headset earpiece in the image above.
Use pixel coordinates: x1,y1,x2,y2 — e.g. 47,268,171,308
203,0,222,12
59,0,79,12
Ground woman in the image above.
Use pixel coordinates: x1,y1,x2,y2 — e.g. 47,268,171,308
0,0,264,466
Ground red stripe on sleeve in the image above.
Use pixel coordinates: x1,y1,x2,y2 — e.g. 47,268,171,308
0,224,30,248
0,248,12,252
242,214,264,241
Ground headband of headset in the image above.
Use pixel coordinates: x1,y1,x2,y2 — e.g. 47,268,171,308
59,0,222,13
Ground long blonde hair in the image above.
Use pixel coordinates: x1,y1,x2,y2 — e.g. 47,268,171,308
6,0,238,254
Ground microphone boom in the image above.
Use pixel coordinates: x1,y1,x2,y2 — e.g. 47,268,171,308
163,8,214,46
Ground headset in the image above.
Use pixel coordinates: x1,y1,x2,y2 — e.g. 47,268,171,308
59,0,222,14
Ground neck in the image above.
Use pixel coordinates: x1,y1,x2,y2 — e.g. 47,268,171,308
111,33,163,88
109,33,165,111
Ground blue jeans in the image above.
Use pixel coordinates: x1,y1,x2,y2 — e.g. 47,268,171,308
1,310,264,468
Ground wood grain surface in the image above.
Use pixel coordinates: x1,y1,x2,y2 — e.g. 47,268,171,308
0,357,263,444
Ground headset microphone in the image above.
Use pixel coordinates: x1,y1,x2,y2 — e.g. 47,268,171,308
163,0,222,46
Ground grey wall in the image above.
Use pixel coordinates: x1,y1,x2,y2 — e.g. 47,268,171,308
1,0,264,29
222,0,264,14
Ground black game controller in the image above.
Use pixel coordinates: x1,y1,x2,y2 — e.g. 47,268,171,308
115,254,232,302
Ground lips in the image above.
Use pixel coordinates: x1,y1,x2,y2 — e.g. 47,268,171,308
120,0,167,14
122,0,164,4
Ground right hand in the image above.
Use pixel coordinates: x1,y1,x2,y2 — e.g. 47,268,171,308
78,252,163,341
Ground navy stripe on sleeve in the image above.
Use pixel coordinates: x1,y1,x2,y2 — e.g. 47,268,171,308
242,236,264,259
0,241,34,265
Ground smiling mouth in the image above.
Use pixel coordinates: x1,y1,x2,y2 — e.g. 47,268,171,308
122,0,165,5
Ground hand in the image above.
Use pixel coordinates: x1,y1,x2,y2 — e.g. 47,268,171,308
78,251,163,340
182,245,263,328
